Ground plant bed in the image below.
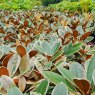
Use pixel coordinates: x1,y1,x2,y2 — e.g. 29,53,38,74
0,10,95,95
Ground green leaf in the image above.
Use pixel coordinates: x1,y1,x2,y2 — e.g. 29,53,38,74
36,79,49,95
85,59,91,72
0,75,15,91
57,66,76,85
1,45,11,53
92,69,95,85
42,40,51,55
51,83,68,95
8,87,22,95
58,29,66,38
55,61,63,67
35,44,44,54
51,49,64,62
51,41,60,55
69,62,85,78
7,54,21,77
64,43,82,57
84,36,94,43
87,55,95,82
76,25,84,34
42,71,76,92
44,61,52,70
42,71,66,84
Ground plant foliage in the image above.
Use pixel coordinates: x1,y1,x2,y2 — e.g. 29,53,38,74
0,9,95,95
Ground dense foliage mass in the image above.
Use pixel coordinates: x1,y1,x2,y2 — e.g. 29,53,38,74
49,0,95,12
0,0,41,10
0,10,95,95
0,0,95,95
0,0,95,12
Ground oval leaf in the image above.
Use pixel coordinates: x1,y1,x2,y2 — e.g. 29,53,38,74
18,76,26,92
42,71,76,92
19,55,30,74
80,32,91,41
69,62,84,78
57,66,76,85
0,75,15,91
7,54,21,76
87,55,95,82
29,50,38,58
16,45,26,57
51,83,68,95
2,53,13,67
0,66,9,76
73,79,90,95
64,43,82,57
36,79,49,95
8,87,22,95
92,69,95,85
